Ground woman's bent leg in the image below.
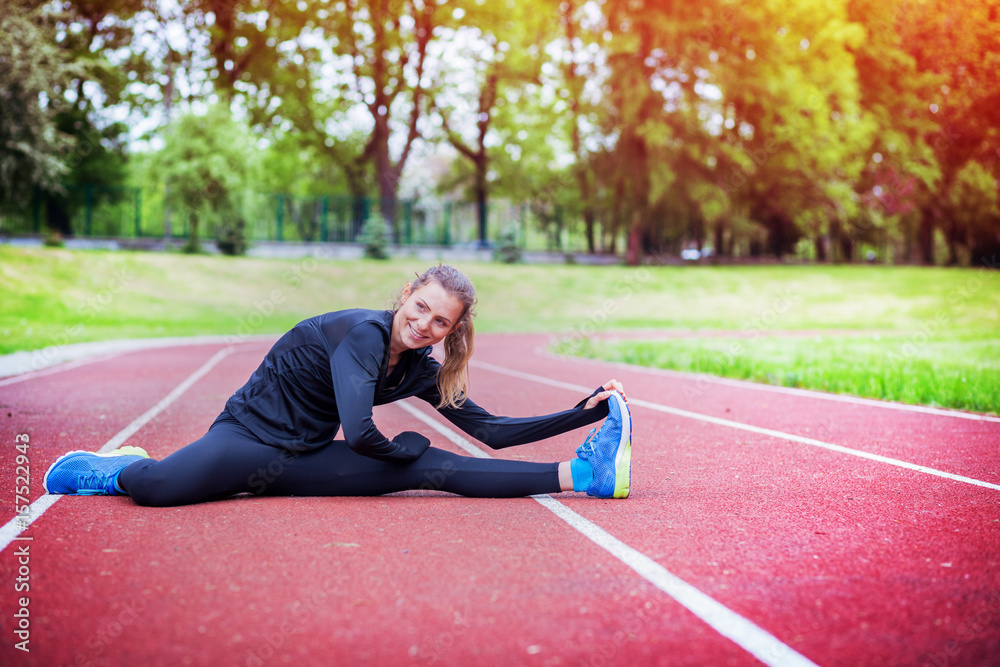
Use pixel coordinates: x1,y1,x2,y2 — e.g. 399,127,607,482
117,414,285,507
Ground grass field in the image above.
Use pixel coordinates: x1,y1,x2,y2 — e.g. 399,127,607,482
2,245,998,413
558,334,1000,414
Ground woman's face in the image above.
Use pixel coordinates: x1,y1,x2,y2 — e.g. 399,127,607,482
392,281,465,353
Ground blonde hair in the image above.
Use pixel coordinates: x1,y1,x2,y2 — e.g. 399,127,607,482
395,264,477,409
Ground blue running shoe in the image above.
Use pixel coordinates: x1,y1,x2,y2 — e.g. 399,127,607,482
575,390,631,498
43,446,150,495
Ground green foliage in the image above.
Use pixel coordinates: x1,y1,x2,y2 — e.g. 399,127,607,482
430,0,554,242
0,0,72,205
216,217,249,256
897,0,1000,263
8,0,1000,266
0,0,142,235
42,230,64,247
359,213,391,260
493,228,522,264
257,134,349,197
181,219,202,254
946,161,1000,264
152,104,256,247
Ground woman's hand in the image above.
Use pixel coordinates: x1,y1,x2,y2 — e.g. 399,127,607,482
584,379,628,410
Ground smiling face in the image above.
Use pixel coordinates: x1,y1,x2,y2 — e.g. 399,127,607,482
390,280,465,357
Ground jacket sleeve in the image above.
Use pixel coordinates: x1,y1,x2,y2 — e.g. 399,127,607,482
416,369,610,450
329,322,429,462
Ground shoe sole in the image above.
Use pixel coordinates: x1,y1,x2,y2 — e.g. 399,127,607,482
614,439,632,499
43,446,150,494
609,391,632,499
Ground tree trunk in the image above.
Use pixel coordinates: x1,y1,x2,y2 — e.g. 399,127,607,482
840,233,854,263
814,235,826,261
184,211,200,252
46,195,72,237
374,112,397,241
945,219,960,266
626,212,642,266
583,208,596,254
475,157,488,247
714,222,726,258
918,206,935,265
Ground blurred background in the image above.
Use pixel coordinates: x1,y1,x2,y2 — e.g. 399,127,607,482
1,0,998,415
2,0,998,264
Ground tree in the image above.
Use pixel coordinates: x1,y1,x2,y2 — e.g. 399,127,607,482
41,0,155,234
708,0,876,258
327,0,440,238
590,0,734,261
0,0,164,235
195,0,440,240
946,161,1000,265
257,133,353,241
259,26,376,239
0,0,72,209
131,0,215,121
152,105,256,252
901,0,1000,264
844,0,940,263
430,0,551,247
558,0,607,254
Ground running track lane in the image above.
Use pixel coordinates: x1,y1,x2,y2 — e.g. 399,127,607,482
1,335,998,666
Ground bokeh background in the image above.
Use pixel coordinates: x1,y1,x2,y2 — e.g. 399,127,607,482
2,0,998,263
1,0,998,415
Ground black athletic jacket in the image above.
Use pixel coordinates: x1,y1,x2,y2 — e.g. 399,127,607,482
225,309,609,462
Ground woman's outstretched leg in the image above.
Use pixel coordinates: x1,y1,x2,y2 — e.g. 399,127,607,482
256,444,563,498
115,415,565,504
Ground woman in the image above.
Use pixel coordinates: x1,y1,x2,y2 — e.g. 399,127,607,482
44,264,632,505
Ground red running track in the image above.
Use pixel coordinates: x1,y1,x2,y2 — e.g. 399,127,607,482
0,335,998,667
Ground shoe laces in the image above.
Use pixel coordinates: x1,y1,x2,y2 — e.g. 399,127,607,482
575,427,598,459
75,472,111,495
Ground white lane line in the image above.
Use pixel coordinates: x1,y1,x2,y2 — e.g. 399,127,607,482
0,353,125,387
396,400,819,667
0,346,235,553
471,360,1000,492
0,334,277,385
538,348,1000,423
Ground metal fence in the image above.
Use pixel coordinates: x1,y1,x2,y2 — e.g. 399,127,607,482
0,186,604,252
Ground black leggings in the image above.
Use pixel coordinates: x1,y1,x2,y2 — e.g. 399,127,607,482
118,412,561,507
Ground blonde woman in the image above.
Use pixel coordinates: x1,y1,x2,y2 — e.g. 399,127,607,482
44,265,632,505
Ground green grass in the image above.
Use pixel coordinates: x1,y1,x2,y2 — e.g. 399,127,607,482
2,245,998,413
557,334,1000,415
